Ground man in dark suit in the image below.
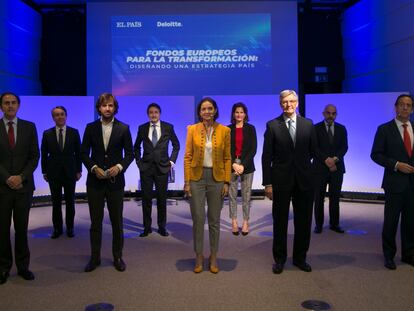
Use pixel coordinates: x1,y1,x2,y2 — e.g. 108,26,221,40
371,94,414,270
41,106,82,239
0,92,39,284
81,93,134,272
262,90,318,274
134,103,180,237
313,104,348,234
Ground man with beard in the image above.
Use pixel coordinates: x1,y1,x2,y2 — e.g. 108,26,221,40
81,93,134,272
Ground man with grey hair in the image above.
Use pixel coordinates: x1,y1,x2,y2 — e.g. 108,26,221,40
262,90,318,274
313,104,348,234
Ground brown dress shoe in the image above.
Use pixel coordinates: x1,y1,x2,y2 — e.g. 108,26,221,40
209,254,219,274
193,254,204,273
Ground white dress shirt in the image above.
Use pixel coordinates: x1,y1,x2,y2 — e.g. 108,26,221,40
55,125,67,148
3,116,18,143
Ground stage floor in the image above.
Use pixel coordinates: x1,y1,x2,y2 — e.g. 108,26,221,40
1,198,413,311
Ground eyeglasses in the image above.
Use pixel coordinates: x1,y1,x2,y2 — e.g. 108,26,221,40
281,100,298,106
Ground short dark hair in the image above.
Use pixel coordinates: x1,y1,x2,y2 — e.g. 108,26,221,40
197,97,219,122
95,93,119,115
395,94,414,106
147,103,161,115
51,106,67,116
231,102,249,124
0,92,21,105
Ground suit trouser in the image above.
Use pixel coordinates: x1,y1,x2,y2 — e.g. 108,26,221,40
272,184,313,264
383,188,414,260
190,168,223,255
140,164,168,230
0,191,33,272
49,176,76,232
313,171,344,228
87,186,124,261
228,172,254,220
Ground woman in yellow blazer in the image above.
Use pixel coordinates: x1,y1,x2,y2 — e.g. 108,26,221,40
184,97,231,274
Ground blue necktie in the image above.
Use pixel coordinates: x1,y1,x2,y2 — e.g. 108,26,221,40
288,119,296,145
151,123,158,147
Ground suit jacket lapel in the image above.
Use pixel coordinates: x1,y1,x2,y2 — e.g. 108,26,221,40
295,116,302,146
62,127,73,152
0,121,8,148
144,122,153,146
320,123,330,144
15,119,24,149
410,121,414,158
391,121,407,155
49,127,63,152
159,121,168,141
94,120,105,152
106,119,118,151
277,114,294,149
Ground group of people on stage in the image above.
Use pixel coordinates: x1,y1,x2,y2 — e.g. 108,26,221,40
1,89,413,285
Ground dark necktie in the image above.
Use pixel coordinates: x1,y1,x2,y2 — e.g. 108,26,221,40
59,128,64,151
403,124,412,157
151,123,158,147
327,123,334,145
8,121,15,149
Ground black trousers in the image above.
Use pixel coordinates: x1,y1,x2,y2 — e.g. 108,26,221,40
49,176,76,232
313,171,344,228
87,186,124,261
140,164,169,231
272,182,313,264
0,191,33,272
383,188,414,260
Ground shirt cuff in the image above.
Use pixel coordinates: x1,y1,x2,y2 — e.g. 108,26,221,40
91,165,98,173
116,164,123,172
394,161,399,172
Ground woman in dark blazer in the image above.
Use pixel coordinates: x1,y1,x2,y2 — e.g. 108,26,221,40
228,102,257,235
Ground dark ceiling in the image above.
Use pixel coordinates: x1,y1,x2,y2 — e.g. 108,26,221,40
24,0,360,11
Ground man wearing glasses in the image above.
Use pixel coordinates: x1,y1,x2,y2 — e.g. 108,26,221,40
262,90,318,274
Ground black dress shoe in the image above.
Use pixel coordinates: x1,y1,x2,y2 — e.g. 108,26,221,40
139,229,152,237
241,231,249,236
0,271,9,285
84,259,101,272
314,226,322,234
113,258,126,272
272,262,284,274
401,256,414,266
50,230,62,239
66,229,75,238
158,229,170,237
329,226,345,233
293,261,312,272
17,269,35,280
384,258,397,270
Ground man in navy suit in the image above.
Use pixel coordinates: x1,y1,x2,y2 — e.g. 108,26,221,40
371,94,414,270
0,92,39,284
262,90,318,274
134,103,180,237
81,93,134,272
313,104,348,234
41,106,82,239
